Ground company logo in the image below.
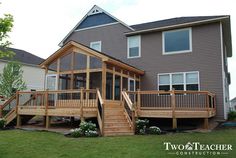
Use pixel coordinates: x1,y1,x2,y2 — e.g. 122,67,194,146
163,142,233,156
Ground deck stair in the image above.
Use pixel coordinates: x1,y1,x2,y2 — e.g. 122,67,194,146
103,101,134,136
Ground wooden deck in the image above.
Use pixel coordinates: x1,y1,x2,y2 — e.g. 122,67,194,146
1,89,216,134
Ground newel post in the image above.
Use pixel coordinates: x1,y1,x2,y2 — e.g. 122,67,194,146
80,88,85,121
16,91,21,128
171,90,177,129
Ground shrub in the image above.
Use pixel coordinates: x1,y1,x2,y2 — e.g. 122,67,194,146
228,111,236,121
0,118,6,129
85,130,99,137
70,128,83,138
136,119,149,134
148,126,161,135
70,121,98,138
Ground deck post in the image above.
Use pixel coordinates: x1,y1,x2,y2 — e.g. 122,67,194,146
137,89,141,117
102,63,106,100
204,118,209,129
16,115,21,128
171,90,177,129
16,91,21,128
46,116,51,129
80,88,84,121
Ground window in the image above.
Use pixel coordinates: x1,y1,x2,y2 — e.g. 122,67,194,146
163,28,192,54
127,35,141,58
90,41,101,52
158,72,199,91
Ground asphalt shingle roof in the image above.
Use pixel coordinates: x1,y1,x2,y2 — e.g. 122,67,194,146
0,48,44,65
130,16,227,31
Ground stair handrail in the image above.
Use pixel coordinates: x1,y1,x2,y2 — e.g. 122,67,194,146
96,89,104,136
0,94,17,118
122,91,135,132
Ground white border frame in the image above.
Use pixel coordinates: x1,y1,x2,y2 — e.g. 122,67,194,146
45,74,58,90
162,28,192,55
127,35,141,59
157,71,200,91
90,41,102,52
128,78,136,91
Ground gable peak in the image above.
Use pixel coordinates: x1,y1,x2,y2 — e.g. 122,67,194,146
88,5,103,16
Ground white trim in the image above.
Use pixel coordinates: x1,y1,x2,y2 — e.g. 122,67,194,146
220,22,227,120
162,28,192,55
90,41,102,52
126,16,229,36
128,78,136,91
74,22,119,32
45,74,58,90
157,71,200,91
59,5,134,46
87,5,103,16
127,35,141,59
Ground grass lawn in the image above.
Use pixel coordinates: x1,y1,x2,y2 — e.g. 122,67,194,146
0,129,235,158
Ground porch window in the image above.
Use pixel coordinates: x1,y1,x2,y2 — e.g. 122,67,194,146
115,75,121,100
106,73,113,100
127,35,141,58
158,72,199,91
90,41,101,52
73,73,86,89
163,28,192,54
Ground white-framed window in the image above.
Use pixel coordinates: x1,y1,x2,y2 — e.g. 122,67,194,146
158,71,199,91
90,41,102,52
127,35,141,58
162,28,192,55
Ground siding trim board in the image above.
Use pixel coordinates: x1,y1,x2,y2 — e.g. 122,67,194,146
75,22,119,32
220,22,227,120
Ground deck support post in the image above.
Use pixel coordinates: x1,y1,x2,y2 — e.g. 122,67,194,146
172,118,177,129
204,118,209,129
16,115,21,128
46,116,51,129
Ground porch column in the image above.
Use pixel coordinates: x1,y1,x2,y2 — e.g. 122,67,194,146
204,118,209,129
102,62,106,99
46,116,51,129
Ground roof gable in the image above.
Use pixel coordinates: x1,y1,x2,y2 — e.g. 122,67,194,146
59,5,133,46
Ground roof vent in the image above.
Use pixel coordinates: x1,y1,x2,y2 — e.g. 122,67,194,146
88,6,103,16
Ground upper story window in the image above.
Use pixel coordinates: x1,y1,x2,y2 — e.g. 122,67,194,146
158,71,199,91
127,35,141,58
90,41,101,52
163,28,192,54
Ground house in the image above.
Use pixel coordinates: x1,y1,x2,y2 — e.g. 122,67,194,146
230,97,236,110
0,48,45,92
0,5,232,136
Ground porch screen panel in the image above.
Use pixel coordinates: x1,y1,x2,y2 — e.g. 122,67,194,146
90,72,102,91
115,75,121,100
60,53,72,72
74,53,87,70
106,73,113,100
74,73,86,89
90,56,102,69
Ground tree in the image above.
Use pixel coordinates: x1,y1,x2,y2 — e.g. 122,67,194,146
0,12,14,58
0,61,26,98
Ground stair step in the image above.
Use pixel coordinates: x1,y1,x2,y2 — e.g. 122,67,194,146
104,126,131,131
104,131,134,136
104,123,130,128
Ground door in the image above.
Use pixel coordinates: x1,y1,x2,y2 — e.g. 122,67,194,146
46,74,58,106
128,78,136,102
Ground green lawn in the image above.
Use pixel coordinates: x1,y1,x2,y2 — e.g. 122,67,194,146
0,129,235,158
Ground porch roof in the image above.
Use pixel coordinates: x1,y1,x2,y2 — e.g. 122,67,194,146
40,41,145,75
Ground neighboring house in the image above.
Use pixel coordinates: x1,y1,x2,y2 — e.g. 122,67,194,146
0,48,45,92
230,97,236,110
1,5,232,135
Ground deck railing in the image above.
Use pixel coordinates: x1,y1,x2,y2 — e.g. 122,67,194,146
126,90,216,111
122,91,135,132
0,94,17,118
17,89,97,108
96,89,104,135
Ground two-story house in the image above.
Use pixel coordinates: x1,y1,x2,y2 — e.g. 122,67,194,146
1,5,232,136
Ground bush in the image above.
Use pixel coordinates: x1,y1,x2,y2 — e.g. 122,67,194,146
70,121,98,138
70,128,83,138
0,118,6,129
228,111,236,121
85,130,99,137
136,119,149,134
148,126,161,135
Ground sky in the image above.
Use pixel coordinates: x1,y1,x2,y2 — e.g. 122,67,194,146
0,0,235,99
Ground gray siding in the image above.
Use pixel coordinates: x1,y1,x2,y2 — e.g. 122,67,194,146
65,22,225,119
